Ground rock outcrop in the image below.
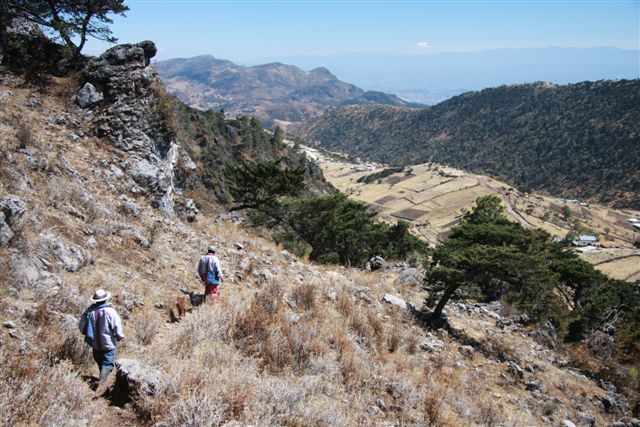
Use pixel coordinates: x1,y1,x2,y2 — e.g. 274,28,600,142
79,41,196,217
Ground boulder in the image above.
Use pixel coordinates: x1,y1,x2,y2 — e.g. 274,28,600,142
40,235,86,272
0,214,13,246
601,393,627,415
76,82,103,108
507,361,525,380
576,412,596,426
394,268,421,287
528,320,557,349
120,196,140,218
2,197,26,225
419,336,445,353
561,421,577,427
114,359,166,401
382,294,409,310
368,255,386,271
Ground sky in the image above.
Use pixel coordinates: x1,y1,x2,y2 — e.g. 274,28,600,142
83,0,640,63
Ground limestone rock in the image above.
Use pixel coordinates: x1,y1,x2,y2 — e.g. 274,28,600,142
3,321,17,329
368,255,386,271
120,196,140,218
561,420,576,427
114,359,166,400
2,197,26,225
40,235,86,272
577,412,596,426
76,82,103,108
382,294,409,309
529,320,557,349
394,268,421,287
0,214,13,246
419,336,445,353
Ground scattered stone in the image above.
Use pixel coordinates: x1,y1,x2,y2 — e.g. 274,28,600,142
375,398,386,412
3,321,17,329
154,302,165,309
630,418,640,427
234,242,244,251
575,412,595,427
76,82,104,108
600,393,627,415
184,198,198,222
458,345,475,359
529,320,557,349
120,196,140,218
2,197,26,225
26,97,42,109
561,420,577,427
41,235,86,272
288,313,300,324
507,361,525,380
382,294,409,309
368,255,386,271
419,336,445,353
327,291,337,302
0,214,14,246
394,268,421,287
86,236,97,248
525,379,545,393
114,359,166,401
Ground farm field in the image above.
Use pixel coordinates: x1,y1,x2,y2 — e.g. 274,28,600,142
302,145,640,282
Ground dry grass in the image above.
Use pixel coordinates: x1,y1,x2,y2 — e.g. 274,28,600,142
0,71,623,427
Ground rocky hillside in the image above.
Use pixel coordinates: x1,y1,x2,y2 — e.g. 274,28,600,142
0,42,638,426
298,80,640,209
156,55,421,127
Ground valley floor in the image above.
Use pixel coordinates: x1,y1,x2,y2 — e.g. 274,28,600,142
303,145,640,283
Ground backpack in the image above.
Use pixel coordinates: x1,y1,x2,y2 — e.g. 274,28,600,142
207,269,219,286
83,308,95,345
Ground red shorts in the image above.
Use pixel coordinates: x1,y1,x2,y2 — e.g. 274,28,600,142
204,284,219,303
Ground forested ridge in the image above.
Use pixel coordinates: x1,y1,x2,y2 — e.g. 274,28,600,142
300,80,640,208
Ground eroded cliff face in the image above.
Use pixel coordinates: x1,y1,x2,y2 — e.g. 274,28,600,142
78,41,196,217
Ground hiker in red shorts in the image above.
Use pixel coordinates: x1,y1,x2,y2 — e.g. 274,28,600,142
197,245,224,303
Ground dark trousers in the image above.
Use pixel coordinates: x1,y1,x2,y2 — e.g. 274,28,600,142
93,348,116,381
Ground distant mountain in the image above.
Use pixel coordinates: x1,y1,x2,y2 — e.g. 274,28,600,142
272,47,640,104
155,55,421,127
298,80,640,209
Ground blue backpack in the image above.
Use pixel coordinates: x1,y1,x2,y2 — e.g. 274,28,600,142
207,269,219,286
83,303,108,345
83,309,96,345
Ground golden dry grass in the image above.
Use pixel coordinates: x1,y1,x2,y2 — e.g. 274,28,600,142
0,71,626,427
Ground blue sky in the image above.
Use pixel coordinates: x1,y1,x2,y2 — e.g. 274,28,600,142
84,0,640,62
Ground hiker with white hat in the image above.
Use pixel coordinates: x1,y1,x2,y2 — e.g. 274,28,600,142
78,289,124,386
197,245,224,303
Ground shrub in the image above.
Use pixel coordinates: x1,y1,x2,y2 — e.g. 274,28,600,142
135,312,162,346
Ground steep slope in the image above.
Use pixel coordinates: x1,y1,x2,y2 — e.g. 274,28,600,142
299,80,640,209
156,55,421,127
0,45,636,425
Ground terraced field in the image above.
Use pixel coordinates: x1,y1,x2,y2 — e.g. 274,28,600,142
302,145,640,282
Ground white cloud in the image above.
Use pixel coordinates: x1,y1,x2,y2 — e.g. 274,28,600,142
416,41,430,49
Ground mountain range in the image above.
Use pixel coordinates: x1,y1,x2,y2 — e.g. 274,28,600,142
270,47,640,104
155,55,421,127
298,79,640,209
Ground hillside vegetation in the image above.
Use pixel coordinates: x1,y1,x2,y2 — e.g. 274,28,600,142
300,80,640,209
